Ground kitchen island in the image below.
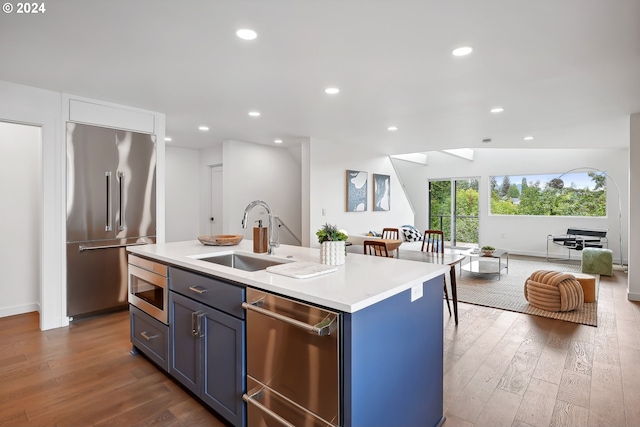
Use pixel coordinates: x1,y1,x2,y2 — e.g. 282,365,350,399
128,240,448,427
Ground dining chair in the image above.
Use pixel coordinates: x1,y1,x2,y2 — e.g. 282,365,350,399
381,227,400,256
421,230,452,316
364,240,390,257
381,228,399,240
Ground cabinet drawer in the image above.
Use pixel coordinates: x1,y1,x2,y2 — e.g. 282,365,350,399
130,305,169,371
169,267,245,319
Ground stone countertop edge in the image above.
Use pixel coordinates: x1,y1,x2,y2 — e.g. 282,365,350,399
127,240,450,314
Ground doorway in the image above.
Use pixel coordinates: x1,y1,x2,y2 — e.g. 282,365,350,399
428,178,479,248
210,165,223,235
0,121,41,316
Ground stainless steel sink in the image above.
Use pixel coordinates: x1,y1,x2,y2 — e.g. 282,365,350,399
198,253,287,272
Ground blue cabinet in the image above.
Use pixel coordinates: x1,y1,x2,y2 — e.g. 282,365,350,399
169,268,246,427
130,305,169,371
342,276,445,427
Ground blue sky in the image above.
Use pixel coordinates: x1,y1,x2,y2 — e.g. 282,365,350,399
492,172,603,190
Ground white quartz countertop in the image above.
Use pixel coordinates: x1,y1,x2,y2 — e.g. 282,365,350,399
127,240,449,313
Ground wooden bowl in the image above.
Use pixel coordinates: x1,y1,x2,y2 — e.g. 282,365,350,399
198,235,244,246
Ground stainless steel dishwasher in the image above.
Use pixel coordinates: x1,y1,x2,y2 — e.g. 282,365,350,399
242,288,340,427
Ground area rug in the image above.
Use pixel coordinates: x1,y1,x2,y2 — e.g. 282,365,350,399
455,258,599,326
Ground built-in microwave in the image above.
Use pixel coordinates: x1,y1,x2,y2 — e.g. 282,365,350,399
128,254,168,324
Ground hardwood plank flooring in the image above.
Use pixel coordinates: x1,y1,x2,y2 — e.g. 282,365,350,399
445,267,640,427
0,263,637,427
0,311,225,427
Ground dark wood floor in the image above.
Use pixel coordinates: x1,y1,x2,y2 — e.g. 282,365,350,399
1,266,637,427
0,310,225,427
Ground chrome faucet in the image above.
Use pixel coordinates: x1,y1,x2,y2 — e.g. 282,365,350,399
241,200,279,255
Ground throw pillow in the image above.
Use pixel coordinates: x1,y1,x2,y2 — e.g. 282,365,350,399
402,227,422,242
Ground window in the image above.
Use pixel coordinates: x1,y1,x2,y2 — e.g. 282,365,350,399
490,172,606,216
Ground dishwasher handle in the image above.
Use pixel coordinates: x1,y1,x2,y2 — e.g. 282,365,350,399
242,302,336,336
243,393,295,427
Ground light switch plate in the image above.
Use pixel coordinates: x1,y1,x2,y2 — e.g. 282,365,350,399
411,284,423,302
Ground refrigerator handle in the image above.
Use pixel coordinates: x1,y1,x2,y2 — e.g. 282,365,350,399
118,171,125,231
105,171,112,232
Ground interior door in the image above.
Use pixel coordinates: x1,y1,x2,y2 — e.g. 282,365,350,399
210,165,223,235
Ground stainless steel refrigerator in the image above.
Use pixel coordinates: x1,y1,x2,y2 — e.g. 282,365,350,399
66,122,156,319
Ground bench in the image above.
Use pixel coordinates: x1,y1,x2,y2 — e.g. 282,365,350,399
546,228,608,261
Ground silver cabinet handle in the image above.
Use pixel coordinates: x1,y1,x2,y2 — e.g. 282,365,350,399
79,241,149,252
197,312,205,338
242,302,336,336
105,171,112,232
118,171,125,231
243,392,295,427
188,286,207,294
191,311,201,337
140,331,158,340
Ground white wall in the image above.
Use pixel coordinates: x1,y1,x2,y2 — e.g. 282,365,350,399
165,146,200,242
629,113,640,300
0,122,41,317
393,148,629,262
308,138,414,247
223,140,302,246
0,80,63,330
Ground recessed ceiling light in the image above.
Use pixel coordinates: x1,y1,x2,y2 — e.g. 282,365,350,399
248,111,261,117
274,139,283,144
524,136,534,141
387,126,398,131
325,87,340,94
164,137,172,142
236,29,257,40
490,107,505,113
452,46,473,56
198,126,209,131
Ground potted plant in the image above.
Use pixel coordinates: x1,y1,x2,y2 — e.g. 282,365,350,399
316,223,348,265
481,245,495,256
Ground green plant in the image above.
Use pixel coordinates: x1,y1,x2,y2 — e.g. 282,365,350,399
481,245,495,251
316,223,348,243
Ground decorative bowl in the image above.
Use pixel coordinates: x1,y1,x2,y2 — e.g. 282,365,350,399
198,235,243,246
482,249,495,256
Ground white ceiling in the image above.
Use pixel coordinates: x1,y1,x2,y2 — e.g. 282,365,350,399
1,0,639,154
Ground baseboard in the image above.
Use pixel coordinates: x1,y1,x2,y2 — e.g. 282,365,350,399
0,302,39,319
627,292,640,302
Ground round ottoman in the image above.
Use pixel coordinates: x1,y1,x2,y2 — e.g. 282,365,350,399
524,270,584,312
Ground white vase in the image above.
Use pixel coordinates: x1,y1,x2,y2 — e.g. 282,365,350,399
320,241,346,265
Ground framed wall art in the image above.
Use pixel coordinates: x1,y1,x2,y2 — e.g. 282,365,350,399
373,173,390,211
346,170,367,211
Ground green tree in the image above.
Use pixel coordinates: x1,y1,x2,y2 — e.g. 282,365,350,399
589,172,606,190
455,187,479,243
500,176,511,198
429,181,451,236
507,184,520,199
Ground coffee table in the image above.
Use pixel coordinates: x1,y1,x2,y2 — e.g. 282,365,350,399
461,249,509,279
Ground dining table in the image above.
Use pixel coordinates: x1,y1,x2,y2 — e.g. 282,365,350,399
395,250,466,325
